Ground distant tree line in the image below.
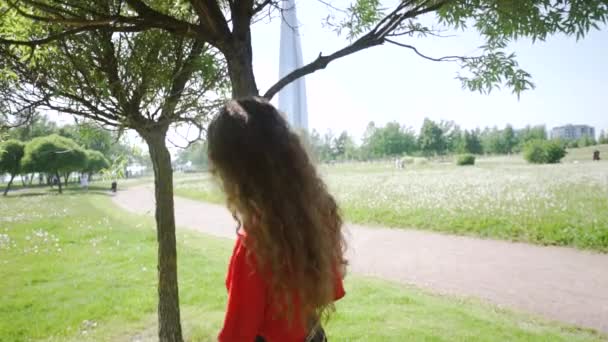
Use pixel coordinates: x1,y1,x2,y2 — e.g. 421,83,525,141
306,118,604,163
176,141,208,170
0,114,143,195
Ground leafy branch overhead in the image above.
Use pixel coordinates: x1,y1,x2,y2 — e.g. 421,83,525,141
2,0,607,101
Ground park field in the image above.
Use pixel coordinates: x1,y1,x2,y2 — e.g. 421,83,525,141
1,188,605,341
174,147,608,252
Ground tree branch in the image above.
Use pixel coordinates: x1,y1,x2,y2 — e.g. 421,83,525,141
161,40,206,120
252,0,274,15
187,0,231,42
385,38,476,62
263,34,383,99
0,24,140,47
263,0,453,100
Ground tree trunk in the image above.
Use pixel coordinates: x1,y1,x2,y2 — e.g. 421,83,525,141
56,172,62,194
29,174,34,185
20,175,27,187
64,173,70,187
226,37,259,98
3,174,15,196
144,129,183,342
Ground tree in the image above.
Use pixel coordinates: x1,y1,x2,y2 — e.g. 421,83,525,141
3,1,608,340
518,125,548,146
8,113,58,141
306,129,331,163
360,121,378,160
443,122,463,154
382,122,417,156
0,139,25,195
577,135,596,147
599,130,608,145
481,126,504,154
333,131,356,160
59,122,115,156
461,129,483,154
21,135,86,193
502,124,517,154
84,150,111,179
418,118,446,156
2,14,226,339
176,141,209,169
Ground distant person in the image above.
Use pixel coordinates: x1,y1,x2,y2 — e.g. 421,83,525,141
80,173,89,189
111,181,117,193
593,150,600,161
208,98,346,342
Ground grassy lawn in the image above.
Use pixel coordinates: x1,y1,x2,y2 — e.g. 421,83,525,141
2,176,154,195
1,190,605,341
563,144,608,162
174,152,608,252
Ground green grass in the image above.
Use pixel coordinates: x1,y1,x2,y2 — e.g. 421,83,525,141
2,175,154,195
564,144,608,162
174,152,608,252
174,173,225,204
1,190,606,341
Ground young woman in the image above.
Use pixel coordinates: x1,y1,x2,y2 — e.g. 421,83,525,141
207,98,347,342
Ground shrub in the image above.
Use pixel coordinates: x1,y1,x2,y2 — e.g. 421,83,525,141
456,154,475,166
544,141,568,163
523,140,566,164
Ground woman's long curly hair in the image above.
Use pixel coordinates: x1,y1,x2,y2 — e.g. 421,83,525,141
207,97,346,324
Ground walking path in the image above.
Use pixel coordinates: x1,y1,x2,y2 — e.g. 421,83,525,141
113,185,608,333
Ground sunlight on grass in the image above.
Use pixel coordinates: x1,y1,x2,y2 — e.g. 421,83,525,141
0,190,605,341
174,155,608,251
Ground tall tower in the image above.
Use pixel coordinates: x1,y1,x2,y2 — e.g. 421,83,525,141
278,0,309,131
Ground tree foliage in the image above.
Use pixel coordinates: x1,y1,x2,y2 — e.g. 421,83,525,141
0,139,25,195
59,123,115,156
419,118,446,156
21,135,86,193
599,130,608,144
461,130,483,154
176,140,209,169
84,150,111,175
1,0,606,102
523,139,566,164
7,113,58,141
1,4,228,338
361,122,416,158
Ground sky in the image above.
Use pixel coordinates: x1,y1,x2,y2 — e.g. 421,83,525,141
251,1,608,141
47,1,608,147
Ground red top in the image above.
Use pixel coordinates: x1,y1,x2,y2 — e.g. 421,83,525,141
218,232,346,342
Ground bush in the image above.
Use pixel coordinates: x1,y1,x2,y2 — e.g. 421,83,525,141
523,140,566,164
456,154,476,166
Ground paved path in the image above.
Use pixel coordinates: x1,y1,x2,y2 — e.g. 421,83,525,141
113,185,608,333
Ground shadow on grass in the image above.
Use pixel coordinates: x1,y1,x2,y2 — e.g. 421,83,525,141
6,185,114,198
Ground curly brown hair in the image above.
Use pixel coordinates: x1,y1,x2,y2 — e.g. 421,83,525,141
207,97,346,324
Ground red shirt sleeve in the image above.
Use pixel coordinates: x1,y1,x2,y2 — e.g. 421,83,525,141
218,236,267,342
